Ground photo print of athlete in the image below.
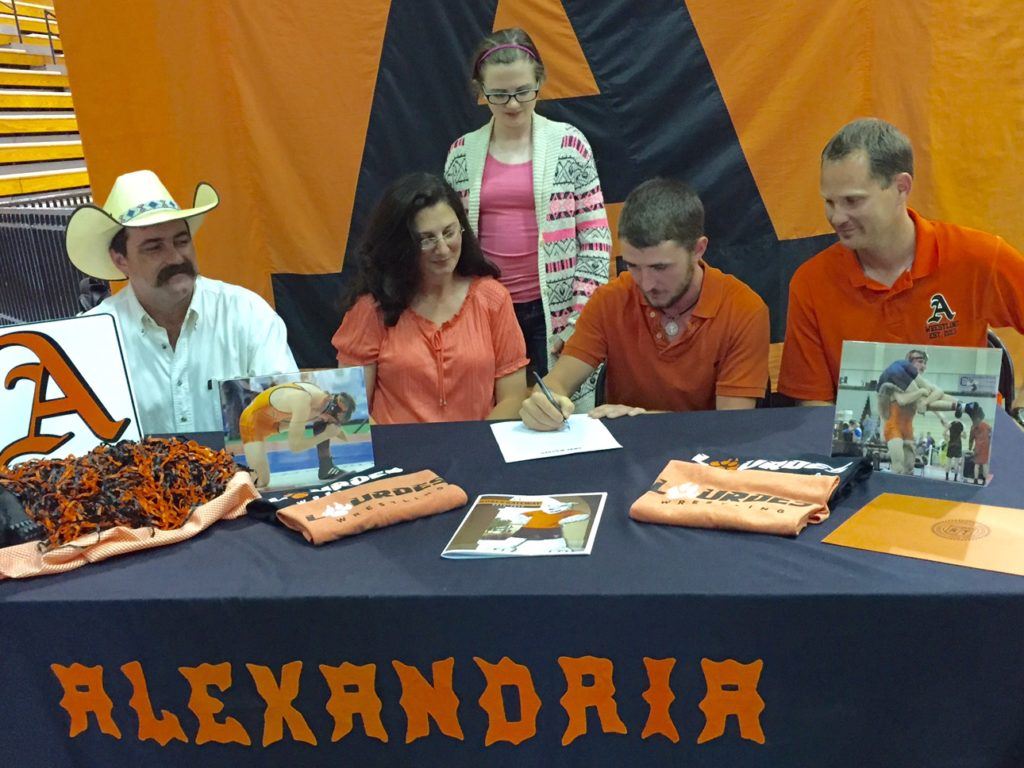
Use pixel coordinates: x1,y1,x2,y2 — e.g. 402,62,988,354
877,350,964,416
834,340,1001,483
876,350,963,475
240,381,356,489
966,402,991,485
475,495,594,554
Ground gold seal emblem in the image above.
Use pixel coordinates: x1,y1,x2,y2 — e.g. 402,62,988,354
931,519,990,541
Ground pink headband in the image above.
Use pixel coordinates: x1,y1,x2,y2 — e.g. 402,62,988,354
474,43,538,76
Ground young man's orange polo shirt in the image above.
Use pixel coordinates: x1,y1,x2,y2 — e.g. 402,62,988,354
779,209,1024,402
562,264,769,411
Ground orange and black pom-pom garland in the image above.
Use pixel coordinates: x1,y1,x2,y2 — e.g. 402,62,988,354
0,438,237,548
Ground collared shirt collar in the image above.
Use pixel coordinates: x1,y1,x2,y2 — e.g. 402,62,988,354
631,261,723,318
844,208,937,290
121,276,205,330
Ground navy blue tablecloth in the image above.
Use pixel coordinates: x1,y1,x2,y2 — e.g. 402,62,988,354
2,406,1023,767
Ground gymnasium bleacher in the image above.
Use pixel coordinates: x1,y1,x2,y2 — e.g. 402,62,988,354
0,0,93,325
0,0,89,201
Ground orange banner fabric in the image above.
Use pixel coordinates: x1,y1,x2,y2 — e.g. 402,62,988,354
688,0,1024,249
687,0,1024,401
54,0,391,302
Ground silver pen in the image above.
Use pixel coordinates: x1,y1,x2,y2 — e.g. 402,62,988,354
534,372,567,427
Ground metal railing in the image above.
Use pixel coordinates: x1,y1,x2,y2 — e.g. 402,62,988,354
3,187,91,208
0,190,93,325
0,1,60,64
0,0,21,43
42,8,56,63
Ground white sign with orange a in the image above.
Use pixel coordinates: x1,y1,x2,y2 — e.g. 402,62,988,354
0,314,141,468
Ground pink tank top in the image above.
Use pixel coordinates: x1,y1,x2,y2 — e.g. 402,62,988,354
478,153,540,302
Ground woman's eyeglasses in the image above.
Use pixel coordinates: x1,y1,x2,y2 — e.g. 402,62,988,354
482,87,540,106
419,227,464,252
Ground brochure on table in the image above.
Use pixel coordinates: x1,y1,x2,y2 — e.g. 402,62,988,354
442,492,606,558
824,493,1024,577
219,366,373,491
490,414,622,463
0,314,141,468
832,340,1001,486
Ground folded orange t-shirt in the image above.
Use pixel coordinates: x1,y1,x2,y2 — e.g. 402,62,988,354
630,460,839,537
276,469,467,545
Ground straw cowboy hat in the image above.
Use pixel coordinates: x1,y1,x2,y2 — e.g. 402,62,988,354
65,169,219,280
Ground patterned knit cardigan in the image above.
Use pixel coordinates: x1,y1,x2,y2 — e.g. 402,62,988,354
443,113,611,380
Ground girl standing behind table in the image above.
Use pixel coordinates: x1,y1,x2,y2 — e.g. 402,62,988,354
332,173,528,425
443,27,610,392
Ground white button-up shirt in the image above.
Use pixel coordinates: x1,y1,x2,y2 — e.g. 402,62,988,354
87,276,298,434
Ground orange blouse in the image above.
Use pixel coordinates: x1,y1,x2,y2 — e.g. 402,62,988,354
333,277,528,424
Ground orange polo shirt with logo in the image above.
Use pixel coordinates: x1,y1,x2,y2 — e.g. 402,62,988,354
562,264,769,411
779,209,1024,402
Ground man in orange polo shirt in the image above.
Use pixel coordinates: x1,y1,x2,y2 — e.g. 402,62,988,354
520,178,769,430
779,118,1024,404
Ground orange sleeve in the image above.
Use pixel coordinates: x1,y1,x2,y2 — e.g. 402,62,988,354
488,283,529,378
984,237,1024,332
561,284,611,368
332,294,385,366
715,295,770,398
778,267,838,401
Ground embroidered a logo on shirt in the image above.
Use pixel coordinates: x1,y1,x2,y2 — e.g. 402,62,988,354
927,293,956,324
925,293,959,339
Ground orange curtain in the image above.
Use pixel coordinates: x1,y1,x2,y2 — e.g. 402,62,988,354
55,0,391,301
688,0,1024,398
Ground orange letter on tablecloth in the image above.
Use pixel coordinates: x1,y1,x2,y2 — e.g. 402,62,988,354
641,657,679,742
697,658,765,744
558,656,627,746
178,663,252,746
319,662,389,742
0,331,131,466
50,663,122,739
392,658,464,743
121,661,187,746
474,656,542,746
246,662,317,747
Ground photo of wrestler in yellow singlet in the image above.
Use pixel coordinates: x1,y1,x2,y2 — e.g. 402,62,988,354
240,381,354,488
221,367,374,491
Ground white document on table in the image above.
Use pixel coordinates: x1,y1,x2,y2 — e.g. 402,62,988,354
490,414,622,463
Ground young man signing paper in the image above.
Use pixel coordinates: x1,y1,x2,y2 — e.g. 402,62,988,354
520,178,769,431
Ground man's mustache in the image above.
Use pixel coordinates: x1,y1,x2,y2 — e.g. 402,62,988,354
156,260,197,286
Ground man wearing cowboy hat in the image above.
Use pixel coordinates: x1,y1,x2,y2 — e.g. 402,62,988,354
67,169,298,435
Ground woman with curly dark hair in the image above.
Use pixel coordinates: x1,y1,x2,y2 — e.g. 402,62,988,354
333,173,528,424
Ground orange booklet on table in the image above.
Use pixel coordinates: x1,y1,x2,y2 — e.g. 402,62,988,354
823,493,1024,576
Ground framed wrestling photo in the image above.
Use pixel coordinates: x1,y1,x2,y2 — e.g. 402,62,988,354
832,341,1001,485
218,367,374,491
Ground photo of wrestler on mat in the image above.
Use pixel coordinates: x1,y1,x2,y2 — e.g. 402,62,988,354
219,367,374,490
832,341,1001,485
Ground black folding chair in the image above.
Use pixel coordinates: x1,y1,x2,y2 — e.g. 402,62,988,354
988,330,1016,414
